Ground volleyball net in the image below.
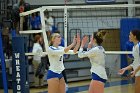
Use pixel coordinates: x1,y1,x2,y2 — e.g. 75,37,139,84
17,4,140,81
19,4,139,55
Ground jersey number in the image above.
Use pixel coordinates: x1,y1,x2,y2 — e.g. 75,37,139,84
59,56,63,61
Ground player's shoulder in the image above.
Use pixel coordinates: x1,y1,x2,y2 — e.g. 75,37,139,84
49,46,57,50
91,46,105,52
93,46,104,50
136,42,140,47
33,43,40,47
58,46,64,49
49,46,64,50
134,42,140,51
90,46,100,52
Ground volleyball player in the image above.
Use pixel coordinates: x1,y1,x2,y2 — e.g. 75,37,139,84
47,33,80,93
118,29,140,93
78,31,107,93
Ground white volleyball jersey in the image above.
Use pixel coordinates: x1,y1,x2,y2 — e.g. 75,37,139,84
78,46,107,80
48,46,75,74
130,42,140,76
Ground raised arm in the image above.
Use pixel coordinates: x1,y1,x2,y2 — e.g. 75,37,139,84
64,35,76,53
78,35,89,58
88,35,94,50
73,33,81,53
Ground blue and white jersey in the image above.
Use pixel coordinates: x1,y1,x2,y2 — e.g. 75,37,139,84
48,46,75,74
130,42,140,76
78,46,107,80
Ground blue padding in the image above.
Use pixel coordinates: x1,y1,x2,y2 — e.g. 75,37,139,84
12,36,29,93
0,31,8,93
11,29,16,37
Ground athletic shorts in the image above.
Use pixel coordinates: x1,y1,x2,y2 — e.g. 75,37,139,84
47,70,63,80
92,73,107,83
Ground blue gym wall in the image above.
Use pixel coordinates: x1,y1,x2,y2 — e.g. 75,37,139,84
120,18,140,69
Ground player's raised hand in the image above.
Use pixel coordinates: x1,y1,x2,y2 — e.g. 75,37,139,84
72,35,77,45
88,35,94,49
73,33,81,53
76,33,81,44
81,35,88,48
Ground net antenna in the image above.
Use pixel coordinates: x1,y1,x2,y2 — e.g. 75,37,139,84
64,0,68,47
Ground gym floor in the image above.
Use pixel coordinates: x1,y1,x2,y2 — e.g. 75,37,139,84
0,77,134,93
